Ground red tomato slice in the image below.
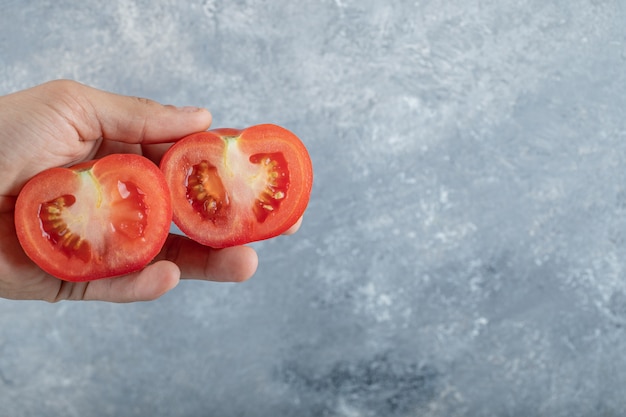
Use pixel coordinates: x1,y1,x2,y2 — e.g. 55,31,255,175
14,154,172,282
160,124,313,248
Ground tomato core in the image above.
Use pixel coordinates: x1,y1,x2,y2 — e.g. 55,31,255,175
36,179,150,263
184,152,291,224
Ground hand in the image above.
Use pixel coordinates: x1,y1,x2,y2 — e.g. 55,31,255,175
0,80,301,302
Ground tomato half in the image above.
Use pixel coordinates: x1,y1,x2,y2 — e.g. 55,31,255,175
14,154,172,282
160,124,313,248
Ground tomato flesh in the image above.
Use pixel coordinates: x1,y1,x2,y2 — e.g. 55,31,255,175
15,154,172,282
161,124,313,248
109,180,149,239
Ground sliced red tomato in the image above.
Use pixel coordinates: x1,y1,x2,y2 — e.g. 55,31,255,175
14,154,172,282
160,124,313,248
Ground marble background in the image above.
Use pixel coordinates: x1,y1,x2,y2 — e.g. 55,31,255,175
2,0,626,415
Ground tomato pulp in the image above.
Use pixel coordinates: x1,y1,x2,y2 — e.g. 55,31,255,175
160,124,313,248
14,154,172,281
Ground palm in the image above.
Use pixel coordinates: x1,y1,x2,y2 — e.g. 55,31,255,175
0,210,53,299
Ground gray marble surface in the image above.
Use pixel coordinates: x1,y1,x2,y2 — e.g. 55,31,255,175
2,0,626,415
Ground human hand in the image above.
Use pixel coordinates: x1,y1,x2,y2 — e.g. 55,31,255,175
0,80,301,302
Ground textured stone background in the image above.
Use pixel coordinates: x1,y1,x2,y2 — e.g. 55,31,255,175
2,0,626,416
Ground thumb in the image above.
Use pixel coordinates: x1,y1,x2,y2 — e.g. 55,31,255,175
42,79,213,144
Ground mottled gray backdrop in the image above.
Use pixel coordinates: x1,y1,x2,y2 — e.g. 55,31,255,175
2,0,626,416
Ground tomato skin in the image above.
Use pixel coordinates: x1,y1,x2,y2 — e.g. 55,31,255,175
14,154,172,282
160,124,313,248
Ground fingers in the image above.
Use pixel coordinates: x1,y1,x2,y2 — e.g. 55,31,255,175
141,142,175,166
48,228,303,302
51,261,180,303
95,261,180,302
53,234,260,302
283,216,303,235
39,79,213,145
157,234,259,282
94,96,213,144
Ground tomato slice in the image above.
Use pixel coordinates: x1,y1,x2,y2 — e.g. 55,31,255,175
160,124,313,248
14,154,172,282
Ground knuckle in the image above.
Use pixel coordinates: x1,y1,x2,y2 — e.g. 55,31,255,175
42,79,83,97
133,96,159,107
